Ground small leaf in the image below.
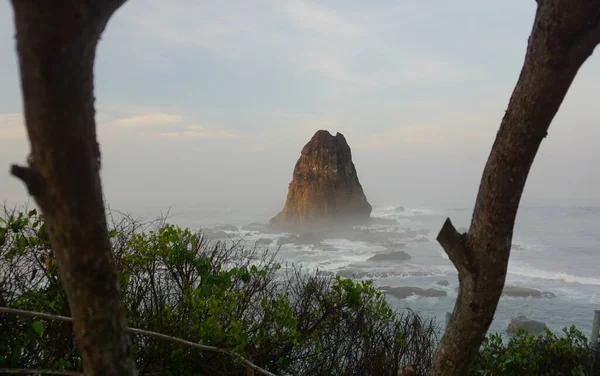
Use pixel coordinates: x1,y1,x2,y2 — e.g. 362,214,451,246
32,320,45,336
315,342,322,354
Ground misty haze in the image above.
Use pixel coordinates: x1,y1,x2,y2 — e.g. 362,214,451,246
1,0,600,375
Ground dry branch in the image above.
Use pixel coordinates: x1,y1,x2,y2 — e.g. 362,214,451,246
0,307,277,376
432,1,600,374
0,369,82,375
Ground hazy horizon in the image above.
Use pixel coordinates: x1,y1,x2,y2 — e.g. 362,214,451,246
2,0,600,215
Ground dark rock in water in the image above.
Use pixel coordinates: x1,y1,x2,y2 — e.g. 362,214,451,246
395,206,405,212
255,238,273,246
503,285,556,298
213,224,238,232
436,280,450,286
382,286,447,299
336,269,368,279
270,130,371,230
317,270,334,277
296,232,326,244
367,251,411,263
242,223,269,232
277,232,326,246
277,237,292,246
506,316,548,334
382,242,407,249
201,228,230,240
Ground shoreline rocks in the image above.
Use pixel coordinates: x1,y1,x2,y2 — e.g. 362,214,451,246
382,286,447,300
366,251,412,263
201,228,230,240
255,238,273,246
506,315,548,334
503,285,556,298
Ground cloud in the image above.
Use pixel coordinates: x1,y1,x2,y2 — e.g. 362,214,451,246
160,125,244,140
282,0,361,36
0,113,26,140
120,1,275,61
95,107,245,144
117,0,469,96
113,112,184,128
253,103,502,151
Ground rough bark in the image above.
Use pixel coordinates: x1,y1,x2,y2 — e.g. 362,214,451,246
432,1,600,375
9,1,136,375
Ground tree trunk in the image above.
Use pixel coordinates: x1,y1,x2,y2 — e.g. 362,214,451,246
9,1,136,375
432,1,600,375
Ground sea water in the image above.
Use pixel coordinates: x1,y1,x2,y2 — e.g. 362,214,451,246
145,203,600,338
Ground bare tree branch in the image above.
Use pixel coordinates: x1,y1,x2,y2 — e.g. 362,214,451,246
10,165,44,198
0,369,82,376
8,1,136,374
436,218,471,274
432,1,600,374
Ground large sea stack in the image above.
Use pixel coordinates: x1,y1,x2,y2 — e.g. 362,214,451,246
270,130,372,230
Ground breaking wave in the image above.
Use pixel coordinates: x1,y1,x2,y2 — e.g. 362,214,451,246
508,264,600,286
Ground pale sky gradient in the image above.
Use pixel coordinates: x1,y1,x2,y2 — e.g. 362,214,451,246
1,0,599,217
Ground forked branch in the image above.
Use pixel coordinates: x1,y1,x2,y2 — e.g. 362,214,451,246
436,218,471,274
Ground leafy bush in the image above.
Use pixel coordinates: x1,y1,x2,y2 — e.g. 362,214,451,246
0,207,438,375
471,326,592,376
3,207,594,375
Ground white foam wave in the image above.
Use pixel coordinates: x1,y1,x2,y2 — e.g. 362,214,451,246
508,265,600,286
276,240,385,271
371,206,440,220
510,242,545,252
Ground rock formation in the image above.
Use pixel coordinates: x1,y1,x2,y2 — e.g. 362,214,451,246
506,316,548,335
502,285,556,298
366,251,412,263
382,286,447,300
270,130,371,230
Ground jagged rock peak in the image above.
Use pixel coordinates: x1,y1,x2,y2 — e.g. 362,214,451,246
270,130,371,230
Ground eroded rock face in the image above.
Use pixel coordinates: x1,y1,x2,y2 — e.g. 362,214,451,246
270,130,372,230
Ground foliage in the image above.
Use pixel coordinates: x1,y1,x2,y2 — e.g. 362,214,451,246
0,207,438,375
471,326,592,376
4,206,594,375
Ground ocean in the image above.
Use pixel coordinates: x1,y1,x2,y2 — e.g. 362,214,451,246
137,203,600,338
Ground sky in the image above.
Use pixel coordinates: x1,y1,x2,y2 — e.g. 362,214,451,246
1,0,600,219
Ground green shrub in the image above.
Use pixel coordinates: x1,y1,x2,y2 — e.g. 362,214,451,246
0,207,438,375
4,207,594,375
471,326,591,376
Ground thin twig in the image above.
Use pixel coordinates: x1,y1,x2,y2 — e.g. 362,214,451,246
0,369,82,375
0,307,277,376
